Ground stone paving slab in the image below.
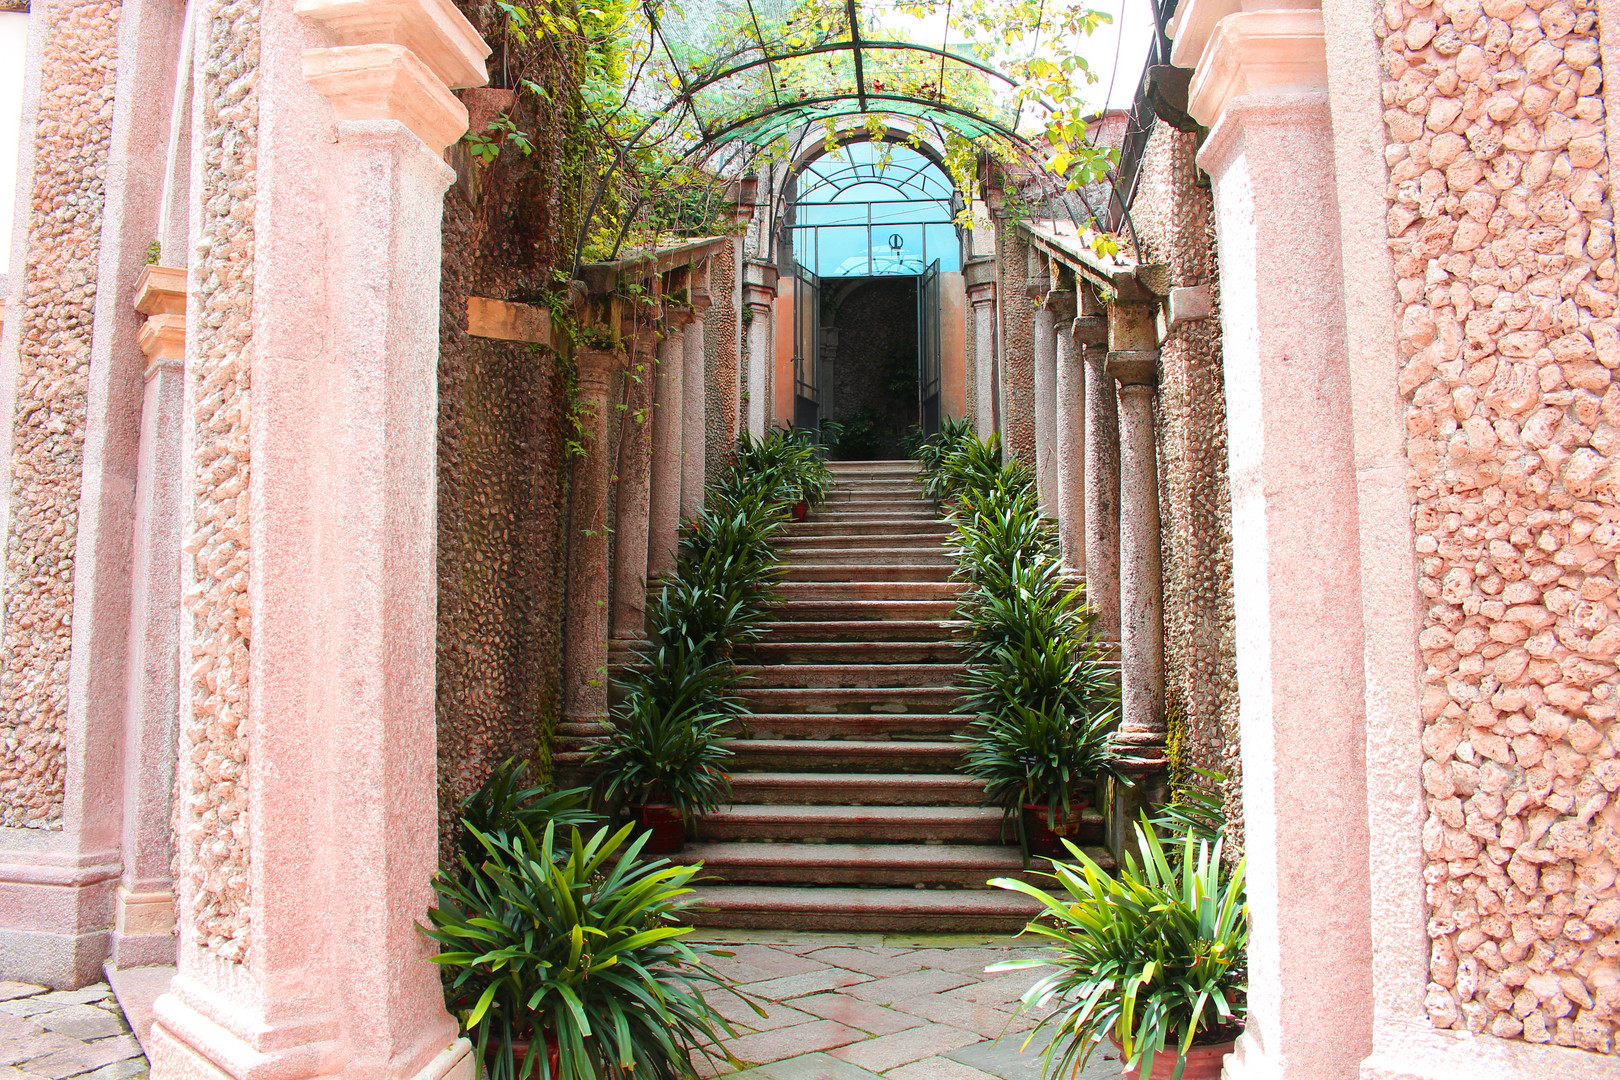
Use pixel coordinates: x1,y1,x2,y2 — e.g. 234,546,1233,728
0,985,145,1080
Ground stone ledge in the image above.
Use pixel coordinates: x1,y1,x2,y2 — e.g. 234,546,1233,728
302,43,470,154
294,0,489,90
465,296,551,345
1186,9,1327,128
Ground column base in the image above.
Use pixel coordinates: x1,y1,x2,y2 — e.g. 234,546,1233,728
112,887,176,968
1357,1021,1619,1080
0,838,120,987
1221,1030,1282,1080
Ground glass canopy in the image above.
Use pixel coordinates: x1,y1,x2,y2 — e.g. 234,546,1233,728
637,0,1044,155
788,141,960,276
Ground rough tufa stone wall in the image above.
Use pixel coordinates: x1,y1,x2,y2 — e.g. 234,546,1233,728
996,227,1036,465
1127,124,1242,849
0,0,122,829
1379,0,1620,1052
706,239,739,486
176,0,258,962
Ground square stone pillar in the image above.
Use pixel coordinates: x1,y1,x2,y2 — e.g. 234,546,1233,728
1183,7,1375,1077
115,266,189,969
1061,300,1106,577
147,5,489,1080
744,261,778,438
1032,273,1058,518
964,259,997,436
995,225,1036,463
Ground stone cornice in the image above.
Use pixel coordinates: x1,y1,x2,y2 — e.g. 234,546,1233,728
133,264,187,371
1185,9,1327,128
302,44,470,153
1168,0,1320,69
294,0,489,89
1107,350,1161,387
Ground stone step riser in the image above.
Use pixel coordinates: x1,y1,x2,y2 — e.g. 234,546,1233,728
683,886,1042,934
726,713,968,740
738,642,961,664
771,600,959,622
783,550,956,566
775,582,962,603
789,522,954,538
782,563,955,582
669,843,1051,888
698,807,1007,845
726,739,965,772
728,772,985,806
736,663,966,688
785,533,954,549
737,686,963,713
758,620,963,642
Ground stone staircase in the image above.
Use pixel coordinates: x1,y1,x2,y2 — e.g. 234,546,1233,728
679,459,1109,933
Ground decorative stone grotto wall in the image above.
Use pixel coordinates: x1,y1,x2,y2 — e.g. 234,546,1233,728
1378,0,1620,1052
0,0,122,829
176,0,258,962
1128,124,1242,852
706,239,739,486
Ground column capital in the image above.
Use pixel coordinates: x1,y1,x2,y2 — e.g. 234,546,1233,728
134,265,187,370
1071,315,1108,347
301,44,470,153
294,0,491,89
575,345,626,395
689,288,713,314
966,281,996,307
1042,288,1077,322
1107,350,1160,387
664,306,695,330
1183,8,1327,129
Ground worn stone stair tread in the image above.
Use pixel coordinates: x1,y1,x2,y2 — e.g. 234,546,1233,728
775,582,964,603
782,563,955,582
671,840,1039,887
756,619,963,641
739,641,961,663
727,771,987,805
736,689,964,717
736,662,966,687
781,548,956,565
683,886,1044,932
771,600,960,622
785,532,956,547
726,739,965,771
729,712,968,739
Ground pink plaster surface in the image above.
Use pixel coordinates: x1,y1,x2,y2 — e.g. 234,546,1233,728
940,271,967,422
773,291,794,429
1199,93,1375,1080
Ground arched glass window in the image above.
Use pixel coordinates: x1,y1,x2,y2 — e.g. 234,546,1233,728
789,142,960,277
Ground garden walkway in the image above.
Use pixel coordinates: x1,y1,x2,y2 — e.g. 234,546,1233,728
697,931,1118,1079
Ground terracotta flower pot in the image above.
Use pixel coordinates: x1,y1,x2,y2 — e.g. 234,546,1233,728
791,499,809,521
497,1032,559,1079
631,804,685,853
1111,1038,1234,1080
1022,787,1096,858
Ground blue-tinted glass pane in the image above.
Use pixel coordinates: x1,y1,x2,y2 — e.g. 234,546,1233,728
871,199,952,224
815,226,872,277
798,203,866,226
926,224,962,272
870,224,926,275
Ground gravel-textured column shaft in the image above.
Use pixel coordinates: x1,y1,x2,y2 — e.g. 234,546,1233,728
681,301,709,520
1115,379,1165,752
1083,350,1121,641
1050,296,1086,577
1031,295,1057,518
647,314,689,582
610,332,658,640
564,347,625,722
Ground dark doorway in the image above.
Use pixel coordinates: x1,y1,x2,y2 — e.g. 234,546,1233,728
821,276,919,460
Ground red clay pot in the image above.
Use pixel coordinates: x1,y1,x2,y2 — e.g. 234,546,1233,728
1022,786,1098,858
499,1032,559,1079
631,804,685,853
791,499,809,521
1113,1038,1235,1080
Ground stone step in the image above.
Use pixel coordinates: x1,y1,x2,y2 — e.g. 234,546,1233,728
785,532,955,551
670,841,1044,887
726,738,965,771
822,492,931,506
728,771,986,806
739,640,961,664
775,581,962,603
789,519,954,538
827,460,921,474
698,804,1008,844
684,885,1044,933
782,562,955,582
736,663,965,688
758,619,963,642
782,546,955,566
726,712,967,740
771,599,959,622
737,684,963,714
809,508,939,523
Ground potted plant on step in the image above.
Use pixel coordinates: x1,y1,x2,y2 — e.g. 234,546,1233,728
989,821,1248,1080
427,820,756,1080
592,640,738,853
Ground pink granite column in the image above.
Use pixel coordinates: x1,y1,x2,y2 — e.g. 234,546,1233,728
1032,278,1058,518
965,265,997,436
1107,343,1166,766
743,263,777,438
114,266,188,969
647,309,690,581
564,346,626,724
1059,306,1106,576
147,4,490,1080
1084,344,1121,641
1181,11,1374,1074
611,321,658,642
681,292,710,520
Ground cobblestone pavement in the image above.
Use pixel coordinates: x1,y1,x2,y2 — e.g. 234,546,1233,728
696,931,1118,1080
0,935,1116,1080
0,983,145,1080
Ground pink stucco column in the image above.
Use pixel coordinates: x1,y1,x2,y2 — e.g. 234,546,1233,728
965,265,997,437
147,4,489,1080
647,309,690,582
1107,342,1166,767
1181,10,1374,1074
1032,279,1057,518
1047,290,1081,573
564,345,626,724
681,291,710,520
611,322,658,642
743,262,777,438
114,266,188,969
1083,343,1121,642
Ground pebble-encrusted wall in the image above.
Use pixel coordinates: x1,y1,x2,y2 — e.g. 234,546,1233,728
706,240,739,485
996,228,1036,465
436,4,582,851
0,0,122,830
175,0,258,963
1128,125,1242,849
1379,0,1620,1052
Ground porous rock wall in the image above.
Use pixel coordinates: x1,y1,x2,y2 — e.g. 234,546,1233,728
0,0,122,829
1127,124,1242,848
1379,0,1620,1052
706,239,739,485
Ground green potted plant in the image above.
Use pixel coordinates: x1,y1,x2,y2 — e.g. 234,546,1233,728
989,822,1248,1080
592,641,737,853
427,821,757,1080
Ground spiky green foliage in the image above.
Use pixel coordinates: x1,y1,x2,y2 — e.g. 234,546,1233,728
1149,768,1228,845
457,760,600,865
989,823,1249,1080
960,700,1118,851
426,822,758,1080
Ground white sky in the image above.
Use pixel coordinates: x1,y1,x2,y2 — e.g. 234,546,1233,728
1081,0,1159,113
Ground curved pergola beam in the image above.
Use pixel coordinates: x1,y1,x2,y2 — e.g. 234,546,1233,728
681,38,1020,100
696,91,1035,154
